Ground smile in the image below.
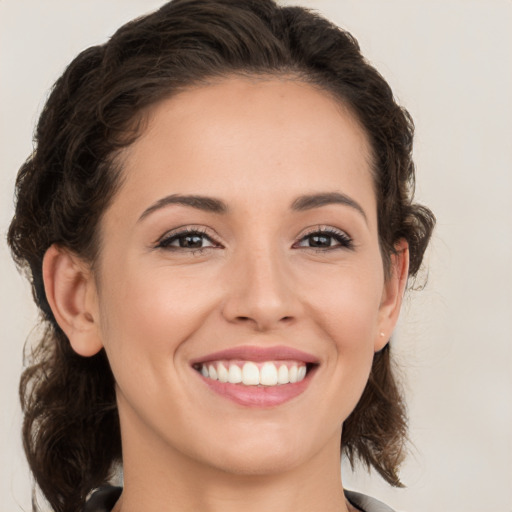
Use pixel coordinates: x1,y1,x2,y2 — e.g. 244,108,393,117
194,360,308,387
191,346,318,407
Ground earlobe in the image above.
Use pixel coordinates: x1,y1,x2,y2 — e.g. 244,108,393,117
42,244,103,357
375,239,410,352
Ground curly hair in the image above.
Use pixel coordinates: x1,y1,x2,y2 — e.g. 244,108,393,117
7,1,435,511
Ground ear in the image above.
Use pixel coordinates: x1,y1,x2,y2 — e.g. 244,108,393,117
375,239,409,352
42,244,103,357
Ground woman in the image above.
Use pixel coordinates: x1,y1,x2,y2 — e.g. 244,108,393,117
7,1,435,511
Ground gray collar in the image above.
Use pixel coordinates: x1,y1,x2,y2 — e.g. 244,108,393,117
345,490,396,512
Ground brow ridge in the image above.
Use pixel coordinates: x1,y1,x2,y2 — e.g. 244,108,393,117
138,194,228,221
291,192,367,222
139,191,366,222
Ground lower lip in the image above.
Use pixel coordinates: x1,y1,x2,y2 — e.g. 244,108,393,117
196,368,316,407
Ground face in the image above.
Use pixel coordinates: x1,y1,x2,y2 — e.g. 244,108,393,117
85,77,403,478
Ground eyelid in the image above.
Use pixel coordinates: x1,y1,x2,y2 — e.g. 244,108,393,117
154,225,223,249
152,224,353,252
294,225,354,250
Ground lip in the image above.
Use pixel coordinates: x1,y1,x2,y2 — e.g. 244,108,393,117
190,345,319,365
190,345,319,408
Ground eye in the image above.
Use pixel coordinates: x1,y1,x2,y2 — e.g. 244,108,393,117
156,228,219,251
295,227,353,250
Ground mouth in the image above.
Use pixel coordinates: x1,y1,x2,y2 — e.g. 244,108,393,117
193,360,314,386
190,346,319,407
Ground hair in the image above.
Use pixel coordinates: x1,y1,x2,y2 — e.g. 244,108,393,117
7,1,435,511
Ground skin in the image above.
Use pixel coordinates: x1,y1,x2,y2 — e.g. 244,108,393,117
43,77,408,512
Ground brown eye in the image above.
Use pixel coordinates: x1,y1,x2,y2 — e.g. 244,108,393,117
157,230,216,250
175,234,208,248
296,229,353,250
307,234,335,248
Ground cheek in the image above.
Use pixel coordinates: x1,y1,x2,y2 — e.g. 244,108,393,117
299,259,384,344
97,261,220,361
298,260,383,405
95,262,223,419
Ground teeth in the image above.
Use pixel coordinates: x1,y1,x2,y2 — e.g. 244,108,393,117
208,364,217,380
198,361,308,387
260,362,278,386
242,362,260,385
228,364,242,383
277,364,289,384
217,363,229,383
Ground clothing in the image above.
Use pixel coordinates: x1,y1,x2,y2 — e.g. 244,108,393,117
84,486,122,512
84,486,396,512
346,490,396,512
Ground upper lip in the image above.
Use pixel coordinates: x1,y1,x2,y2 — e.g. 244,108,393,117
190,345,319,365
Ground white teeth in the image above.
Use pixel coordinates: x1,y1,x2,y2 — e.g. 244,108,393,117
242,362,260,385
217,363,229,383
228,364,242,383
260,362,278,386
277,364,289,384
208,364,217,380
199,361,309,387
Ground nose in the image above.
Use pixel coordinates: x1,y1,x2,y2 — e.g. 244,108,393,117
221,245,302,332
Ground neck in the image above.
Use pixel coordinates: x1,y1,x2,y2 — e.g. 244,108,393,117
115,414,352,512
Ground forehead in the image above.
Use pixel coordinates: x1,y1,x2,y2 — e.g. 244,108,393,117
140,76,371,156
111,77,376,222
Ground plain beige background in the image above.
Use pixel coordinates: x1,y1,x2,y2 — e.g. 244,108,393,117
1,1,511,511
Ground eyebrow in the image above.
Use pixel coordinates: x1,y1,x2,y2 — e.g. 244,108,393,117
138,191,367,223
291,192,367,222
138,194,228,221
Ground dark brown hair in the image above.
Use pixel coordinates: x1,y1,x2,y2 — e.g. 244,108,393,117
7,1,435,511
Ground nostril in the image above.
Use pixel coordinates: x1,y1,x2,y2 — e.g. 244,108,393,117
236,315,293,322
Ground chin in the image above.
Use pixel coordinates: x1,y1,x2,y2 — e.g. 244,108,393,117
210,449,304,477
193,427,315,477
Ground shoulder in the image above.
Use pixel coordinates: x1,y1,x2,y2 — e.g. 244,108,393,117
83,486,122,512
345,490,397,512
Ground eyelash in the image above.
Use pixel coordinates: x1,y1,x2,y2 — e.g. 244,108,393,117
155,227,219,253
294,227,354,251
155,226,353,253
